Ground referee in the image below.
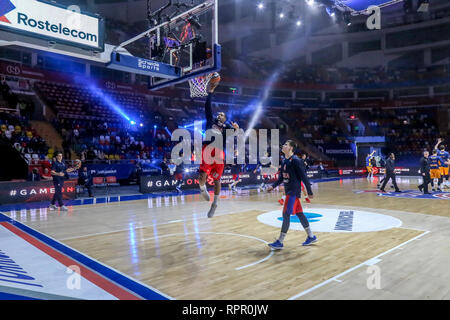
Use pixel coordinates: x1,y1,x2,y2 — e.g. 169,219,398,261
379,153,401,193
49,152,78,211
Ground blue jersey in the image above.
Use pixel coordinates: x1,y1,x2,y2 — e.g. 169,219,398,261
429,155,442,170
272,155,313,198
51,160,67,183
437,150,449,168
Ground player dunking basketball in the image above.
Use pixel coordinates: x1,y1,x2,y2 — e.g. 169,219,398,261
198,73,240,218
266,140,316,249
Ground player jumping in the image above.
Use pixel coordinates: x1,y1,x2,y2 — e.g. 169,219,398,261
198,73,240,218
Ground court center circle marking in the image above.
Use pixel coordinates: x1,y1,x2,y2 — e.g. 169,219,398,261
257,208,402,233
143,232,273,270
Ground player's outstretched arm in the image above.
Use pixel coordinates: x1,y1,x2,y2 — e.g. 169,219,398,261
205,94,214,129
434,138,442,151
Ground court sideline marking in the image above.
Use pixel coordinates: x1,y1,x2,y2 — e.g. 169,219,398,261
287,229,431,300
0,212,173,300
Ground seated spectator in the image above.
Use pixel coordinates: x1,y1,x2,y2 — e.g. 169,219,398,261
28,167,41,181
77,166,93,197
41,167,52,180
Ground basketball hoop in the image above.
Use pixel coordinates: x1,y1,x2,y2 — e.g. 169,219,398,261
188,73,214,98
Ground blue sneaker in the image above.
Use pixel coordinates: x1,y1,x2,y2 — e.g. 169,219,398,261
268,240,284,250
302,235,317,246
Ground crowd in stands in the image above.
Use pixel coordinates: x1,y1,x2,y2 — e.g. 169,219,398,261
364,107,443,157
278,108,348,161
0,112,49,163
53,117,172,163
232,57,450,87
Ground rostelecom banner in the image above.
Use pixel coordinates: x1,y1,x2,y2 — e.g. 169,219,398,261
0,0,102,50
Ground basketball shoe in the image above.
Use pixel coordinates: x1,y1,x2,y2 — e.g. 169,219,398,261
302,235,317,246
207,203,217,218
268,240,283,250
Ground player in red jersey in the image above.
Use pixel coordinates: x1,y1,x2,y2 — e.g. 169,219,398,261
198,74,240,218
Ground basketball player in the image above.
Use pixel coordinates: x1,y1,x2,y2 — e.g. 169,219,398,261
428,149,441,192
49,152,81,211
228,150,242,193
254,151,277,192
266,140,316,249
366,150,376,180
434,139,449,189
174,154,185,193
198,73,240,218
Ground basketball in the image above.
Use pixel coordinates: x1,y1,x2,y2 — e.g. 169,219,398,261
209,72,221,85
206,72,221,93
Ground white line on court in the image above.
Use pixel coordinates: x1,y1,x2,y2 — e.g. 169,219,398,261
142,231,274,270
168,220,184,224
287,230,431,300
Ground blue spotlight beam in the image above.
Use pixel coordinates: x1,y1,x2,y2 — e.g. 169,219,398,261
88,84,131,122
339,0,404,12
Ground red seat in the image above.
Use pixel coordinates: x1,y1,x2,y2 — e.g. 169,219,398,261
93,177,104,185
106,176,117,184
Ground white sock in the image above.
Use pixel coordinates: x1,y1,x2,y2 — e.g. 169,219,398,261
305,227,314,238
278,232,287,243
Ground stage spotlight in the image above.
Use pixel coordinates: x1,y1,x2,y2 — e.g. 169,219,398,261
306,0,315,6
417,0,429,12
257,3,264,10
130,120,136,125
140,123,144,127
279,12,285,19
154,125,157,129
326,7,335,17
296,20,302,27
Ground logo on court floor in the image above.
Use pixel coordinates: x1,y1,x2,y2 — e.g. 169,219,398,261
369,190,450,200
258,208,402,233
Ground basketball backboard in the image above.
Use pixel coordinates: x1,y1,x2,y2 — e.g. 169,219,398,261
108,0,221,91
0,0,220,92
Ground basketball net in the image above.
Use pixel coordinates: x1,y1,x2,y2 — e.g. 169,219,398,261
188,73,214,98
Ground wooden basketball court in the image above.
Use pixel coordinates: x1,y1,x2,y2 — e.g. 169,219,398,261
2,177,450,300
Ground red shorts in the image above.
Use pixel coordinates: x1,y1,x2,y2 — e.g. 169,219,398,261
283,195,303,216
175,173,183,180
199,144,225,181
